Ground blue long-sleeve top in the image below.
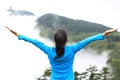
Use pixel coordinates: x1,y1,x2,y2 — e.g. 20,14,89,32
18,33,105,80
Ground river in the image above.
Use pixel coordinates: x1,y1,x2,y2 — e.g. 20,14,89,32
0,11,108,80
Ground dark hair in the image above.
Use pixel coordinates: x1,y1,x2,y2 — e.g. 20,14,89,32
54,29,67,59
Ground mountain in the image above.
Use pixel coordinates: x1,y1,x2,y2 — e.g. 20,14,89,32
7,7,35,16
36,13,111,40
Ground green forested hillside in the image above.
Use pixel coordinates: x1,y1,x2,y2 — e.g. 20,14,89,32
36,13,110,39
35,13,120,80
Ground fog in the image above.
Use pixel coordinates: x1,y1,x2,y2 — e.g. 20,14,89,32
0,11,108,80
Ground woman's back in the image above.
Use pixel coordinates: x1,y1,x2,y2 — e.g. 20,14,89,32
47,46,75,80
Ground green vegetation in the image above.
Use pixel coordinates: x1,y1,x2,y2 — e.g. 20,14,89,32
37,66,111,80
35,13,120,80
35,13,110,40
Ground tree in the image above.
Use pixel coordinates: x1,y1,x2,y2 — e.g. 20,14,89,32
38,65,112,80
101,67,110,80
37,67,51,80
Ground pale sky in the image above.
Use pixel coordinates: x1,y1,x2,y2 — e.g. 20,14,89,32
0,0,120,28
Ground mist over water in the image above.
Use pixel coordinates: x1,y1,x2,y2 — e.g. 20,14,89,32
0,11,108,80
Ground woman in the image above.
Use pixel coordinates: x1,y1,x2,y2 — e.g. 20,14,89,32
6,26,117,80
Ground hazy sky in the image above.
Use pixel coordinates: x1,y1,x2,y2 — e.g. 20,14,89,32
1,0,120,28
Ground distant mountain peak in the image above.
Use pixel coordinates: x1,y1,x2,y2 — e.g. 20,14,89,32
7,6,35,16
35,13,111,40
36,13,110,32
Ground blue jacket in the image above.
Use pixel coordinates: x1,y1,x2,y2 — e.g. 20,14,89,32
18,34,104,80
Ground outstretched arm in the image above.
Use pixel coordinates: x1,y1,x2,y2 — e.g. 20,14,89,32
71,28,118,53
6,26,19,36
102,28,118,36
6,26,51,55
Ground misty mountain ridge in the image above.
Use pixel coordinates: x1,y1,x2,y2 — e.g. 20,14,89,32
7,7,35,16
36,13,110,32
36,13,111,40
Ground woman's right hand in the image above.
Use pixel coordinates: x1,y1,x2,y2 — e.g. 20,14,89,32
6,26,19,36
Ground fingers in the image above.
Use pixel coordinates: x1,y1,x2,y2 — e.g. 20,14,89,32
5,26,9,29
108,28,118,33
111,28,118,32
5,26,11,31
103,28,118,36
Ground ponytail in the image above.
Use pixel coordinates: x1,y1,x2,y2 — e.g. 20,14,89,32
54,29,67,59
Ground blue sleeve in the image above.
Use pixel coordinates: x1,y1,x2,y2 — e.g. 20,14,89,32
18,34,51,55
71,34,105,53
